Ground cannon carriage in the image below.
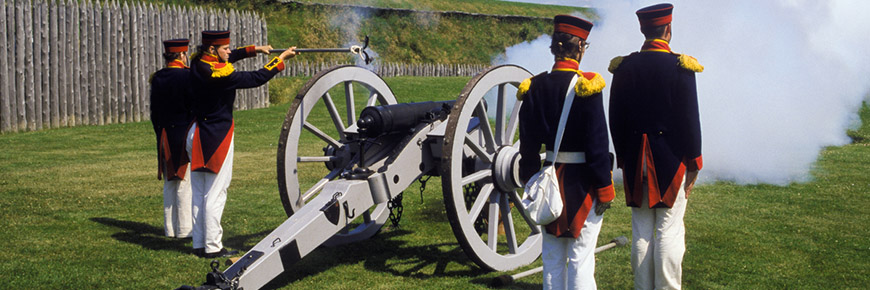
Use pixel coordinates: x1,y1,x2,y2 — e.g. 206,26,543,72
190,64,543,289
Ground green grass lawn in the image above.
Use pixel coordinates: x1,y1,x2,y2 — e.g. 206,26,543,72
0,76,868,289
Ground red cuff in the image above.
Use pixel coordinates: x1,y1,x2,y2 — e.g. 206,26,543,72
264,57,285,72
244,45,256,57
687,155,703,171
593,184,615,203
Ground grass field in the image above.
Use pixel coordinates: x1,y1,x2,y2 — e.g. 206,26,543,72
0,75,868,289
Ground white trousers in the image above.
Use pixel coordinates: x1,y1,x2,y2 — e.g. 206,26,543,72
187,123,233,253
163,165,192,238
631,176,688,290
543,200,603,290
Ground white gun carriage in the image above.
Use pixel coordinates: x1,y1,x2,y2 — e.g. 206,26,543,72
183,64,545,289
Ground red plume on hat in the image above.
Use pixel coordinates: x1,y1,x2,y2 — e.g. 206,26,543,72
553,15,593,41
201,30,230,46
636,3,674,28
163,39,189,53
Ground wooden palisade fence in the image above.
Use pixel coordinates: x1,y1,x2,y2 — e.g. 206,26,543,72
0,0,492,134
0,0,269,133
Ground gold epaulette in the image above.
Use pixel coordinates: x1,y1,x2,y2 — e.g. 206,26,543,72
575,72,605,98
210,62,235,78
608,56,626,73
516,77,531,101
677,53,704,72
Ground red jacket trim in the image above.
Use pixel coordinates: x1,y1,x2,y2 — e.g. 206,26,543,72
190,121,235,174
166,59,188,69
593,183,615,203
641,39,671,53
625,133,687,208
264,57,285,72
545,164,595,239
243,45,256,57
158,129,188,181
687,155,703,171
158,129,166,180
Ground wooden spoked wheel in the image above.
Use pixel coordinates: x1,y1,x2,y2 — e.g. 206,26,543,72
277,65,396,245
440,65,542,271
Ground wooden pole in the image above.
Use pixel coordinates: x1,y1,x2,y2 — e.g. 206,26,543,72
38,0,49,129
130,1,140,122
25,0,36,131
49,0,59,128
32,0,43,130
0,0,9,133
62,0,71,126
122,1,130,122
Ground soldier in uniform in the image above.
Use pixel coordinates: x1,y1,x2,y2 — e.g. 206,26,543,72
608,3,704,289
517,15,615,290
186,30,297,258
150,39,193,239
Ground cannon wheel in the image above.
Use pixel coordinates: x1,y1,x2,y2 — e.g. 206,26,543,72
441,65,542,271
277,65,395,246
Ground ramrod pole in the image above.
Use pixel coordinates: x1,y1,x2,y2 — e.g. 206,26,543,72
268,48,353,54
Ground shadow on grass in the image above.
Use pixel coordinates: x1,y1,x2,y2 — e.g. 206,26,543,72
90,217,273,256
261,228,488,289
223,229,274,251
90,217,191,254
470,275,540,289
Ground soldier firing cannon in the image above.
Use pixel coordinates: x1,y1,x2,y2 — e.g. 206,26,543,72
182,64,545,289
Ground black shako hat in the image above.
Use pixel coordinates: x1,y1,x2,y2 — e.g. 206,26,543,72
553,15,593,41
201,30,230,46
636,3,674,28
162,38,189,53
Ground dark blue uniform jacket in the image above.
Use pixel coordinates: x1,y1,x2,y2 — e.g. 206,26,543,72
518,59,615,239
188,46,285,173
609,39,703,209
150,60,193,180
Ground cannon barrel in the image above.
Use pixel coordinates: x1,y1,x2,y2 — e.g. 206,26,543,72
357,100,455,138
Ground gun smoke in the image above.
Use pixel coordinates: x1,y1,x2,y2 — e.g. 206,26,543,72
494,0,870,185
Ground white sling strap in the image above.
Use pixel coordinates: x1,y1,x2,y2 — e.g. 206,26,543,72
550,74,579,164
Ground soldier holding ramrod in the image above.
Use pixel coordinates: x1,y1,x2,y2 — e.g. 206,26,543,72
186,30,297,258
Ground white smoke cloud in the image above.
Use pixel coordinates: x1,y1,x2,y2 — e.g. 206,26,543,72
329,7,379,67
495,0,870,185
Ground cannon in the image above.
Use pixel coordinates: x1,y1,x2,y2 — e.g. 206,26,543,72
185,64,540,289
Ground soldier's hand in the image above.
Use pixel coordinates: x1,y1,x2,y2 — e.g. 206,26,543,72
685,170,699,198
279,47,297,60
255,45,273,54
594,201,611,216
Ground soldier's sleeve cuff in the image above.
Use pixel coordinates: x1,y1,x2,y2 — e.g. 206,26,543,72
687,155,703,171
264,57,285,72
594,184,615,203
245,45,258,57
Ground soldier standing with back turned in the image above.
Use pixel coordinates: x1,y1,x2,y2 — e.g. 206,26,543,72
150,38,194,239
608,3,704,290
518,15,616,289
